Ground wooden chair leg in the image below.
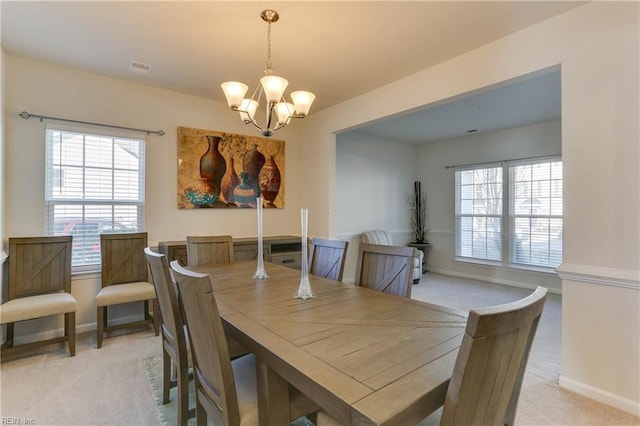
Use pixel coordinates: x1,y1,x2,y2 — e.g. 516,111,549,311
177,356,190,426
152,299,160,336
66,312,76,356
162,347,172,404
97,306,105,348
4,323,15,348
196,392,207,426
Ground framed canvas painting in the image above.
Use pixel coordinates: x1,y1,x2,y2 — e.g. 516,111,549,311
177,127,285,209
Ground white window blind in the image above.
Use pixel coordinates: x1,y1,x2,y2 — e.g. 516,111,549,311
455,156,562,270
509,159,563,268
45,124,145,269
455,166,503,261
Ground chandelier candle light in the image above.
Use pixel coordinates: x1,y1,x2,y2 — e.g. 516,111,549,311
295,208,315,300
221,10,316,138
253,196,269,279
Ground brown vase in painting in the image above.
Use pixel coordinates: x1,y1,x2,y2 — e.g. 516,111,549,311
259,155,281,207
242,144,265,198
199,135,226,192
220,157,239,205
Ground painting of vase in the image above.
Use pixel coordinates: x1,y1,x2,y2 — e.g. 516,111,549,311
259,155,281,207
177,126,285,209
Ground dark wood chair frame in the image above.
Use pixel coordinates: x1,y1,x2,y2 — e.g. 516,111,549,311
1,236,76,358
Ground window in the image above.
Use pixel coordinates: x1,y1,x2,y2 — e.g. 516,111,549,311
45,125,145,269
455,157,562,270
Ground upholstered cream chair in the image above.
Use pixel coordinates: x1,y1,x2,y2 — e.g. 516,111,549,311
96,232,159,348
361,230,423,284
0,236,77,358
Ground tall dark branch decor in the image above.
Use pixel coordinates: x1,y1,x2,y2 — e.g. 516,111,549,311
409,181,427,244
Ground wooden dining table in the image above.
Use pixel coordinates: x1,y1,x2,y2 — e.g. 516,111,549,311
188,260,467,426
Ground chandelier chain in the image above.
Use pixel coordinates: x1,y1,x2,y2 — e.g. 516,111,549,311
265,20,272,75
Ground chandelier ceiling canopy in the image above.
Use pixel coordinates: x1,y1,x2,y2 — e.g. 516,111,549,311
221,10,316,138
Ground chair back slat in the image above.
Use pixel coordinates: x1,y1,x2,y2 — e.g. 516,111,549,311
170,261,241,425
8,236,73,299
186,235,234,267
309,238,348,282
441,286,547,426
355,243,415,297
100,232,148,287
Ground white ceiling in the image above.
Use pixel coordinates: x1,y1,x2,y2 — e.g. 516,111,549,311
1,1,577,142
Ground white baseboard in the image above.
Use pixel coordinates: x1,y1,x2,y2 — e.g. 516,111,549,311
559,375,640,417
428,267,562,295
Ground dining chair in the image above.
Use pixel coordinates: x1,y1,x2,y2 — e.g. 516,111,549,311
95,232,159,348
185,235,234,266
0,236,77,358
144,248,193,425
317,286,548,426
170,261,321,424
170,260,259,425
361,230,424,284
354,242,417,297
308,238,349,282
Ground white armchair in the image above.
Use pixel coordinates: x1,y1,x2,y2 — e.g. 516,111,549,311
361,230,424,284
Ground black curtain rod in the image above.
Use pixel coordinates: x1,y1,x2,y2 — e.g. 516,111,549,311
18,111,165,136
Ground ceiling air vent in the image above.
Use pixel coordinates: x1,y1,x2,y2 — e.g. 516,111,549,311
128,60,152,74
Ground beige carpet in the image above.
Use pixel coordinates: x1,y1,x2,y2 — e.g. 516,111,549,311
1,272,638,425
142,354,315,426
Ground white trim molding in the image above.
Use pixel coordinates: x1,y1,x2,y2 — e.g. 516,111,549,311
559,375,640,417
557,263,640,290
429,267,562,295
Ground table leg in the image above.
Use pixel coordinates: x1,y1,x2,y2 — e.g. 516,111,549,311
256,358,290,425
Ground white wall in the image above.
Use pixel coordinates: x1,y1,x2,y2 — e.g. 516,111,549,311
418,119,562,292
335,131,418,282
297,2,639,415
1,48,6,290
3,55,308,337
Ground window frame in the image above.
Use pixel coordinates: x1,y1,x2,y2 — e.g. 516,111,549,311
454,156,562,272
44,124,146,272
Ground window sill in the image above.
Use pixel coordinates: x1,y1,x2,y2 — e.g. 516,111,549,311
72,265,101,278
454,257,558,275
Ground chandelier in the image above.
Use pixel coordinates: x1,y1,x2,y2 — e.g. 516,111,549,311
221,10,316,138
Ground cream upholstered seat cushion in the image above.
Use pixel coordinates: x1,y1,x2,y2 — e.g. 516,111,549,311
0,293,77,324
95,281,156,307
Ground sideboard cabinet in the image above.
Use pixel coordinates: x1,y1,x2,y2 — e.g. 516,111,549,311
159,235,303,270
